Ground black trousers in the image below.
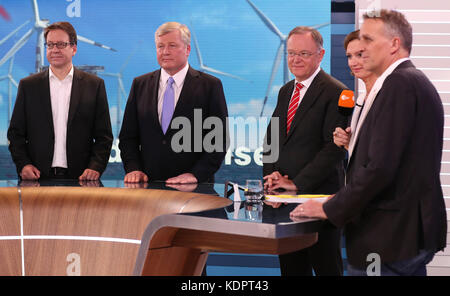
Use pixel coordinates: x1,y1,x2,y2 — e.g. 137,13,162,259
279,226,343,276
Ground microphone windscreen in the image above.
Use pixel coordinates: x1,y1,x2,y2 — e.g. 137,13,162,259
338,90,355,117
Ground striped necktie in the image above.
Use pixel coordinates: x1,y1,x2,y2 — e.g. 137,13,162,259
286,82,304,134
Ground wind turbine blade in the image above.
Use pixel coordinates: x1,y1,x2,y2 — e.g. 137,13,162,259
120,43,140,73
246,0,284,40
118,78,127,98
9,76,18,88
101,72,120,78
0,28,34,67
77,35,117,52
191,25,204,67
31,0,40,23
261,42,283,116
202,66,246,81
311,22,330,30
0,20,31,46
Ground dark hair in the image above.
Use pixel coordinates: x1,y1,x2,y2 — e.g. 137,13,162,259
363,9,412,54
344,30,360,50
44,22,77,45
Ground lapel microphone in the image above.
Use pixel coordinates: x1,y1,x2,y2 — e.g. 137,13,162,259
338,90,355,117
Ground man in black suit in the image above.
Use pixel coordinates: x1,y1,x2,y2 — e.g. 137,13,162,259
263,26,349,276
292,10,447,276
119,22,228,184
7,22,113,181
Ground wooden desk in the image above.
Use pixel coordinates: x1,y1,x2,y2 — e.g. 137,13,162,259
0,183,321,276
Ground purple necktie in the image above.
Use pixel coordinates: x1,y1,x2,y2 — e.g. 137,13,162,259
161,77,175,134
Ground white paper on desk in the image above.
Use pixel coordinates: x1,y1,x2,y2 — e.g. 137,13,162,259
264,194,329,204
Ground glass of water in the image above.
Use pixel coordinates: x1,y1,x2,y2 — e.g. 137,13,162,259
245,179,263,201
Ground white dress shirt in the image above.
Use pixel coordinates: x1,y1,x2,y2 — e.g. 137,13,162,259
290,66,321,109
157,63,189,124
49,66,74,168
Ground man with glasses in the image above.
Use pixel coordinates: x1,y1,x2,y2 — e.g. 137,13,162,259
263,26,350,275
8,22,113,181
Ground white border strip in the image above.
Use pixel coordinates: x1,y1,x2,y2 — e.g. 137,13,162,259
0,235,140,245
18,188,25,276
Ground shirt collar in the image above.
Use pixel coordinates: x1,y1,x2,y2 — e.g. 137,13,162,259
371,58,410,94
49,65,74,81
295,66,321,89
160,63,189,87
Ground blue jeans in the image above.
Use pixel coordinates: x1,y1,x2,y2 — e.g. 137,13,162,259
347,250,436,276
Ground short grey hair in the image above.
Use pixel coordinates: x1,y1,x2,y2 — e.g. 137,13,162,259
287,26,323,50
363,9,412,54
155,22,191,46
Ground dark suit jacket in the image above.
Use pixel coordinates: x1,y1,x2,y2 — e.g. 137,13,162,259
7,68,113,179
263,69,348,194
324,60,448,268
118,66,228,182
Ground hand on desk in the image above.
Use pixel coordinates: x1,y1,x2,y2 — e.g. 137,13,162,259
79,169,100,181
289,194,335,220
263,171,297,191
79,179,101,187
20,164,40,180
124,170,149,183
166,173,197,184
166,183,198,192
19,180,40,187
124,182,148,189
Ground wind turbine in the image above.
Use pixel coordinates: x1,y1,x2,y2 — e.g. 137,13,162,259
0,55,18,126
191,23,245,81
0,0,117,73
100,45,140,137
246,0,329,116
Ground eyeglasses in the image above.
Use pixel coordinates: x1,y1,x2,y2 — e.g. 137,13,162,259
287,50,319,59
45,41,74,49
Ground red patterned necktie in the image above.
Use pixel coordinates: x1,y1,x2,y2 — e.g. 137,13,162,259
286,82,304,134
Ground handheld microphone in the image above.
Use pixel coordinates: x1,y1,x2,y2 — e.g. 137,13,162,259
338,90,355,117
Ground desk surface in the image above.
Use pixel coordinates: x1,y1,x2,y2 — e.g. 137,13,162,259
0,179,323,275
0,179,320,227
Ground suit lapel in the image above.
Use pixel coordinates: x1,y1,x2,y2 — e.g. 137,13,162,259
40,70,54,131
284,70,325,143
67,68,82,129
148,70,161,131
171,67,197,120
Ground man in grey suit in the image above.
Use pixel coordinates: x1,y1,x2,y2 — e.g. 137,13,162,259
8,22,113,180
292,10,447,276
119,22,228,184
263,26,350,276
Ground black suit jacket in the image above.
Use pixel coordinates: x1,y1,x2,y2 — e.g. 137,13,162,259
7,68,113,179
324,60,447,268
119,66,228,182
263,69,348,194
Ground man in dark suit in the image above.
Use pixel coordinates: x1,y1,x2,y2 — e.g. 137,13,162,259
292,10,447,276
7,22,113,181
263,26,349,276
119,22,228,184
